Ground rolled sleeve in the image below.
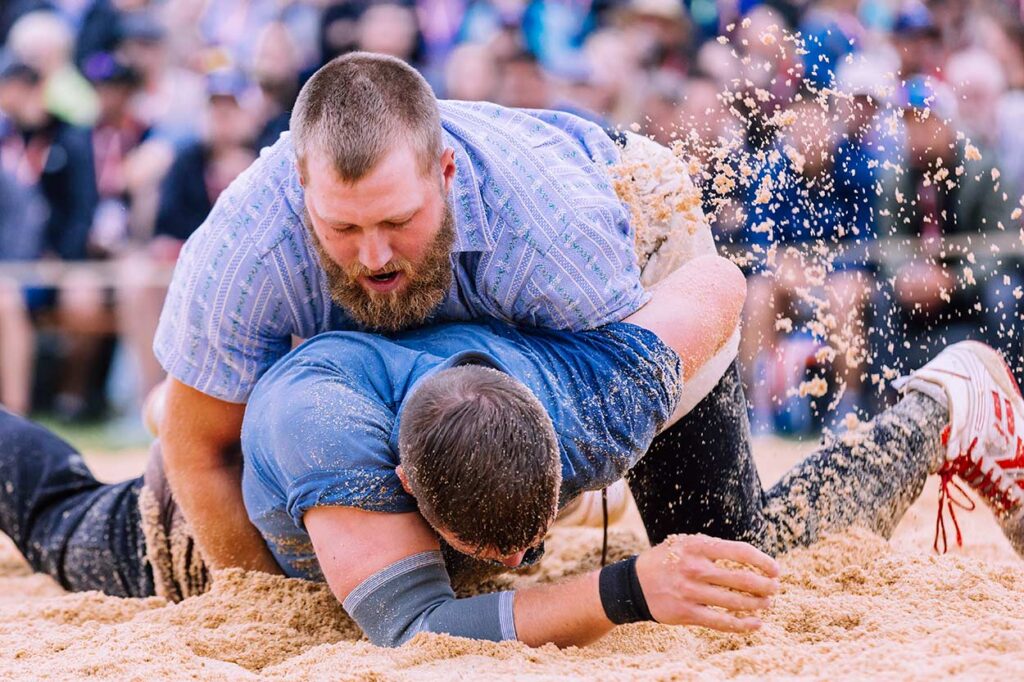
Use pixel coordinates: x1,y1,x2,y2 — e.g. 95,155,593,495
153,210,292,403
242,357,413,529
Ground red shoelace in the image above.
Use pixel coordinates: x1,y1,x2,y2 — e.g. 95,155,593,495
934,454,977,554
933,432,1024,553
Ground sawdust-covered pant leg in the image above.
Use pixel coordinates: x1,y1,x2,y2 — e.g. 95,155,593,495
755,391,946,554
616,133,750,545
628,368,947,554
0,408,154,597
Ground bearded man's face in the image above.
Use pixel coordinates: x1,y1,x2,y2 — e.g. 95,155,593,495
308,200,454,332
301,143,456,332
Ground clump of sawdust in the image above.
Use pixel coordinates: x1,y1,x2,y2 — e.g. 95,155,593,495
138,485,209,602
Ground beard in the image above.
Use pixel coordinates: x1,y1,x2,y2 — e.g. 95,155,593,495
308,199,455,333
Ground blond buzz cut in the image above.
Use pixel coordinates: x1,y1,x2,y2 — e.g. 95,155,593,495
290,52,443,183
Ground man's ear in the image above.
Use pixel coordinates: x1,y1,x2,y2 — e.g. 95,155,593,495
295,161,306,187
396,465,414,495
440,147,456,193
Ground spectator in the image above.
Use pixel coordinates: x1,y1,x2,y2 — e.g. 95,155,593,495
0,169,46,415
444,42,498,101
41,53,155,422
0,0,51,45
879,76,1016,371
8,10,99,126
0,51,103,419
317,0,370,66
0,53,97,263
198,0,319,73
356,2,422,67
891,2,945,80
739,61,891,426
614,0,692,75
117,11,205,145
83,52,151,253
495,48,551,109
641,68,687,145
946,48,1006,153
251,21,302,153
75,0,152,70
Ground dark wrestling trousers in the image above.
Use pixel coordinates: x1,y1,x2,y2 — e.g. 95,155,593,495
0,408,154,597
626,360,945,554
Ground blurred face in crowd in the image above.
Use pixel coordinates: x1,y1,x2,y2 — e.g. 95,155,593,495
497,57,550,109
835,93,879,141
643,73,686,145
947,50,1007,142
205,94,256,150
895,31,944,77
444,44,497,102
119,38,165,79
0,77,47,129
783,99,837,178
301,144,458,332
96,81,137,124
252,22,300,106
8,11,74,77
904,109,955,169
357,3,419,61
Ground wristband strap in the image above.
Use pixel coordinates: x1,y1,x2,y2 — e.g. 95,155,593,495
598,555,655,624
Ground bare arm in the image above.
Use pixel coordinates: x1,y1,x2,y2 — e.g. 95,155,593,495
624,254,746,427
306,506,779,648
160,378,282,573
625,253,747,383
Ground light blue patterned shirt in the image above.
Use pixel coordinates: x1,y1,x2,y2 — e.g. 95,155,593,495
154,101,647,403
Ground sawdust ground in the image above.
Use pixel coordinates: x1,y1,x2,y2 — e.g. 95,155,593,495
1,438,1020,681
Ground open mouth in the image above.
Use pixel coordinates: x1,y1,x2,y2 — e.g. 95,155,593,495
360,270,406,294
368,271,400,284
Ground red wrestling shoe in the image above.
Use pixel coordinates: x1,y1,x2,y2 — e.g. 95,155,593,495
894,341,1024,554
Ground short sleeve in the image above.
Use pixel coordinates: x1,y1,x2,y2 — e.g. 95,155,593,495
153,214,293,402
153,134,322,403
242,356,415,530
531,323,682,501
439,102,650,332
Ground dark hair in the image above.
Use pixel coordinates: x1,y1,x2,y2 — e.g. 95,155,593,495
398,365,561,555
290,51,442,182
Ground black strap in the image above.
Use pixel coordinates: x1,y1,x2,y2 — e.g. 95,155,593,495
598,555,655,624
600,487,609,567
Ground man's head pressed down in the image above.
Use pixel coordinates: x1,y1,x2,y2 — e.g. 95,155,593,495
397,364,562,568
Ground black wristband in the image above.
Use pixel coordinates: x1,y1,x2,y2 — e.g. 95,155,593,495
598,555,655,625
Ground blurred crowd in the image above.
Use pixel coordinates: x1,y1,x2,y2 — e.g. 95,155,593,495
0,0,1021,435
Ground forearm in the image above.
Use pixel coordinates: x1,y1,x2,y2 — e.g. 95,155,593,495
162,442,281,574
339,548,615,648
513,570,613,647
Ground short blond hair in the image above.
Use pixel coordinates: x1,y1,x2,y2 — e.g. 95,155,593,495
290,52,442,182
